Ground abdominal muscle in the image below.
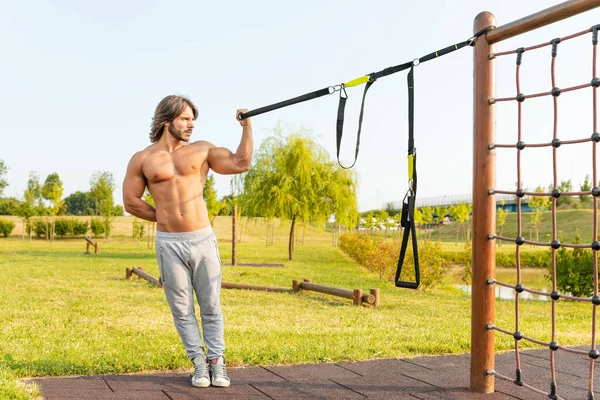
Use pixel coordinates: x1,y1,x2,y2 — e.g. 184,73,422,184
148,175,211,233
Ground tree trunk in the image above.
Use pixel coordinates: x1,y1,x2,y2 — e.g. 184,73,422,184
288,215,296,260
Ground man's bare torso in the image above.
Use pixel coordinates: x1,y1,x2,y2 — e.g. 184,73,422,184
141,141,211,232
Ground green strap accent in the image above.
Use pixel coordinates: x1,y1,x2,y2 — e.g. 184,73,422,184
344,75,370,88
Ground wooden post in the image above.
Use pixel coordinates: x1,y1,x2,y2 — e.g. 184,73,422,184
471,11,496,394
352,289,363,306
232,205,237,266
370,288,380,307
292,280,301,293
126,267,133,279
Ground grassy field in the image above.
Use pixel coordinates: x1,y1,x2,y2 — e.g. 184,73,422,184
0,215,596,399
426,208,598,244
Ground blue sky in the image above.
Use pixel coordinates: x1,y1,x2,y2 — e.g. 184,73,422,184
1,1,599,212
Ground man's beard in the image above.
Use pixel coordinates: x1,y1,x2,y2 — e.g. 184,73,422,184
169,124,190,142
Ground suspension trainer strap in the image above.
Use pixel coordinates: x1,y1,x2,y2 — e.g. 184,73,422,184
395,66,420,289
238,36,477,122
334,39,472,168
238,87,331,120
335,76,376,169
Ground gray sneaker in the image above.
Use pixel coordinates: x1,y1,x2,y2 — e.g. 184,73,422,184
191,356,210,388
209,356,230,387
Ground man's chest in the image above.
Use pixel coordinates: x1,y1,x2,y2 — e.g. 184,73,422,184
144,149,208,184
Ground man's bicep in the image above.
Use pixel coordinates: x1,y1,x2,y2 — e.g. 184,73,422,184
207,147,239,175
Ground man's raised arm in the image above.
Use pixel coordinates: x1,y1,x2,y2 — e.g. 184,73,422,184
207,109,253,175
122,153,157,222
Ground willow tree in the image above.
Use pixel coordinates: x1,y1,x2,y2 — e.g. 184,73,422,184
242,132,358,260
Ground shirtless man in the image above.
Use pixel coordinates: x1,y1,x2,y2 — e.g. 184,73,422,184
122,95,252,388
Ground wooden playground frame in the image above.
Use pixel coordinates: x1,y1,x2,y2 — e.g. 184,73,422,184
471,0,600,393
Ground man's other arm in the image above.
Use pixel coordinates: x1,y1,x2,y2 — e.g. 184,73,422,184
122,153,157,221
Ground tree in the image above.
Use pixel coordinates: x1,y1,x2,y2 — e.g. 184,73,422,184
89,171,116,216
0,160,8,197
420,206,434,239
241,132,358,260
580,175,592,207
496,201,508,246
384,202,400,217
143,190,155,207
551,179,573,208
15,172,46,235
89,171,116,238
64,191,94,215
203,174,224,225
529,185,549,242
41,173,64,216
450,202,472,245
0,197,19,215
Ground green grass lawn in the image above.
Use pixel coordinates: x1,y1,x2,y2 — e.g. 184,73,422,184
0,216,596,399
426,208,597,244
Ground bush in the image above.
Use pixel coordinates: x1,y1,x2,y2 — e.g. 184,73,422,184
90,218,104,236
52,218,88,237
33,220,47,237
72,220,88,236
0,219,15,237
340,233,448,291
545,232,596,297
54,218,74,237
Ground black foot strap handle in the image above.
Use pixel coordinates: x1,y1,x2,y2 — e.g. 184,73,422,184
395,67,420,290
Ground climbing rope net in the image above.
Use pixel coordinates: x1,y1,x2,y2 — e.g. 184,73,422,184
487,25,600,399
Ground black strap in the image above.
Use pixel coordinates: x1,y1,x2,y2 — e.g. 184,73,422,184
395,67,420,290
238,87,331,120
336,78,375,169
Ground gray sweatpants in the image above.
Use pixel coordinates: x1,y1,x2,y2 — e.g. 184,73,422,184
156,226,224,361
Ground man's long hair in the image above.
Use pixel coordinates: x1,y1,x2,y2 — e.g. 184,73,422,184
150,95,198,143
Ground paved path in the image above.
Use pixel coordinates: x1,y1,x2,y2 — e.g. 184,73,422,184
30,347,598,399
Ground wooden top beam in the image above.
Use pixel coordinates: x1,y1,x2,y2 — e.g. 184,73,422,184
486,0,600,44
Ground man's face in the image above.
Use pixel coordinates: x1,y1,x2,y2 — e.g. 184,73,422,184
168,105,195,142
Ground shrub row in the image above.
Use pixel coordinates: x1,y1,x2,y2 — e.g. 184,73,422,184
339,233,448,291
0,219,15,237
24,218,111,237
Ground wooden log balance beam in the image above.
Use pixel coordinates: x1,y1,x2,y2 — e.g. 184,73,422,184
126,267,162,287
85,236,99,254
124,268,380,308
293,278,380,307
221,281,289,293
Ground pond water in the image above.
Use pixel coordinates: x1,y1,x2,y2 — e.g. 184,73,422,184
448,267,552,301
